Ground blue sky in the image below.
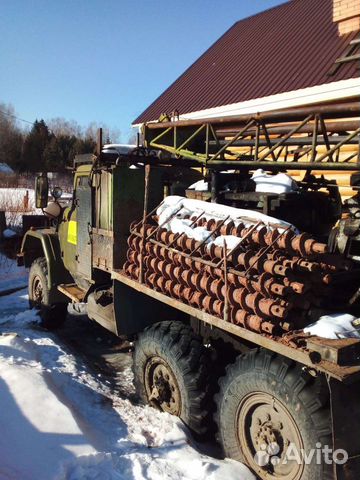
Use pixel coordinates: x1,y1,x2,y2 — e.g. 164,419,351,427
0,0,286,141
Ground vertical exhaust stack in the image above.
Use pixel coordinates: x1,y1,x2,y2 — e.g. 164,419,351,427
96,128,103,160
333,0,360,35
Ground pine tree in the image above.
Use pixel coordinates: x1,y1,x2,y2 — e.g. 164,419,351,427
22,119,53,171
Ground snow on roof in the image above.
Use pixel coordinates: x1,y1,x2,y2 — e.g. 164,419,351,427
102,144,137,155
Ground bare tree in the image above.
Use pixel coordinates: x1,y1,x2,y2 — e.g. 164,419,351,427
127,132,138,145
84,122,121,144
47,117,82,138
0,103,24,170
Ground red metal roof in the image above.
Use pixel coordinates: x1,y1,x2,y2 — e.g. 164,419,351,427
134,0,359,124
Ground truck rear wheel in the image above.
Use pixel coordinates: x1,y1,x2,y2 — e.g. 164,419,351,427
29,257,67,329
133,321,212,436
215,349,332,480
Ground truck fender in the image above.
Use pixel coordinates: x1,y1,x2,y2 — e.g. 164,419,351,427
19,229,73,302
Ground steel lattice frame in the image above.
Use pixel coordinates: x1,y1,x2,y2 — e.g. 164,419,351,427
143,101,360,171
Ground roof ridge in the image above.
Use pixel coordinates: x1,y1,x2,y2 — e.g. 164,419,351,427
233,0,291,26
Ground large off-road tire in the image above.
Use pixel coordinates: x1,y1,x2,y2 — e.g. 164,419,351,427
28,257,67,329
133,321,212,436
215,349,332,480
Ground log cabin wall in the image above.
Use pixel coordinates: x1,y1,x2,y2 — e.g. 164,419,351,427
227,118,359,200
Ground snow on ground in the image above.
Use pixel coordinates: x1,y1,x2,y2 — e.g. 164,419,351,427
0,187,72,229
0,188,41,228
0,259,254,480
0,187,36,208
0,253,28,292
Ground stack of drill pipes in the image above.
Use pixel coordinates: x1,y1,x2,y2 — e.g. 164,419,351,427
125,199,355,334
156,196,297,250
124,224,342,333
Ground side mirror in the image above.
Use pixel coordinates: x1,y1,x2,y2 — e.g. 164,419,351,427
35,173,49,209
52,186,63,200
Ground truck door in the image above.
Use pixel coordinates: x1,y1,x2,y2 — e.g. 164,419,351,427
76,175,93,279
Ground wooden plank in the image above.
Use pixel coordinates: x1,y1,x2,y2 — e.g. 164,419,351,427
58,283,86,302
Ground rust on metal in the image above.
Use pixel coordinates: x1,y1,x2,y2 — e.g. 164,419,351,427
113,270,360,384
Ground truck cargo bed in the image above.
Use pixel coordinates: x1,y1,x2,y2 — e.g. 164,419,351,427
112,268,360,384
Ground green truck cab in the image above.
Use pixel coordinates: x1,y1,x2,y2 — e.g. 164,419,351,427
19,153,198,331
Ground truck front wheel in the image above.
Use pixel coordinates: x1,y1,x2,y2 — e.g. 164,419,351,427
215,349,332,480
29,257,67,329
133,321,212,436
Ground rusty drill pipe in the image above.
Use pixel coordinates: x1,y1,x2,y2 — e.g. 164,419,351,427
205,265,225,280
237,251,289,277
127,235,142,251
226,271,242,287
202,296,214,314
167,280,180,298
169,265,182,282
196,274,211,294
230,308,277,335
268,252,321,273
189,290,205,308
239,227,327,256
124,210,348,339
219,221,236,236
198,218,328,257
283,277,308,294
247,292,290,319
207,243,226,261
151,216,327,262
206,279,225,300
201,296,223,317
157,276,167,293
212,300,225,317
145,272,156,288
126,249,138,264
124,262,140,280
131,223,156,238
180,270,198,290
146,257,161,275
182,287,193,304
238,272,289,297
290,233,328,256
229,288,289,318
129,250,149,268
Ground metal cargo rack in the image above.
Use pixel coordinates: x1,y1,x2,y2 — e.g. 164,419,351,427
142,100,360,171
112,197,360,385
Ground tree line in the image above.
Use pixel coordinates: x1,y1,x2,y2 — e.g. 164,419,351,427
0,102,121,172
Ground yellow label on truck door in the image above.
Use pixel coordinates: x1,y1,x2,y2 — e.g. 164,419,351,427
67,220,77,245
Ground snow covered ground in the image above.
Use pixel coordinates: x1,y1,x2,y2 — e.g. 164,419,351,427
0,254,28,292
0,188,41,228
0,187,72,229
0,257,254,480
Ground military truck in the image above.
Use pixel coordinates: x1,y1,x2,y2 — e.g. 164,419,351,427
18,103,360,480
